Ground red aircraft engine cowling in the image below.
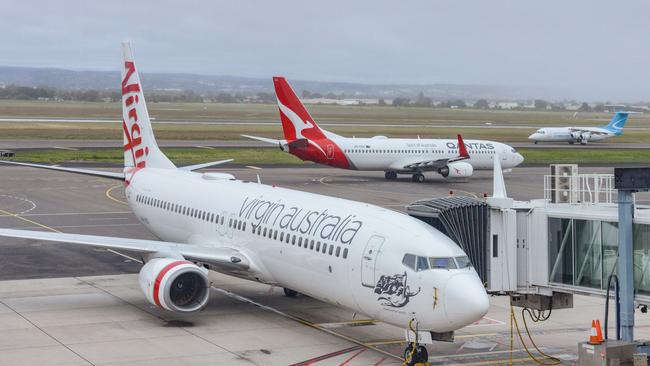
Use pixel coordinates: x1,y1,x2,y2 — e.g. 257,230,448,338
138,258,210,312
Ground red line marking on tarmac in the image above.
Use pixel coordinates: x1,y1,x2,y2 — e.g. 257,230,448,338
289,346,362,366
339,348,366,365
373,356,388,365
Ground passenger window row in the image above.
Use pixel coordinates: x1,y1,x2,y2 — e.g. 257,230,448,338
402,253,472,271
135,194,228,226
252,225,349,259
345,149,444,154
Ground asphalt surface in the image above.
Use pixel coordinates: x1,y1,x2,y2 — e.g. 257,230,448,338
1,164,649,365
1,139,648,151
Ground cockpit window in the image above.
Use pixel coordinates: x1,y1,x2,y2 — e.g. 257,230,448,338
402,254,416,270
429,257,457,269
404,253,471,271
455,256,472,268
416,256,430,271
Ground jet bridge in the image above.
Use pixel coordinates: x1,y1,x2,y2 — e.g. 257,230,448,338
407,164,650,311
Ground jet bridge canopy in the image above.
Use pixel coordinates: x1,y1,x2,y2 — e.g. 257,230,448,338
407,196,489,283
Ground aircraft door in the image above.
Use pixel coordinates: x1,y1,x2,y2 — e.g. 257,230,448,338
361,235,385,287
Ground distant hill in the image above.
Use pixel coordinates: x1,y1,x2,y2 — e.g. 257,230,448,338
0,66,532,101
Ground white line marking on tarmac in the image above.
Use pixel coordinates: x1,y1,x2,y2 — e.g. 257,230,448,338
246,165,263,170
52,146,79,151
0,194,37,215
87,217,129,221
11,223,142,230
195,145,215,150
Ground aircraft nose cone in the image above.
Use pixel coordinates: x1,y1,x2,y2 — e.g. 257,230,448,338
528,133,537,140
515,153,524,166
444,272,489,328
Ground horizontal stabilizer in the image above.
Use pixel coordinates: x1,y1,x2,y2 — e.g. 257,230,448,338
241,134,281,145
0,160,124,180
180,159,234,171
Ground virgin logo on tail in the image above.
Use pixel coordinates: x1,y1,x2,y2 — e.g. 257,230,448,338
122,61,149,169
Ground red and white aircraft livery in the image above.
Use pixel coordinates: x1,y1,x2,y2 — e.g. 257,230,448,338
244,77,524,183
0,44,489,352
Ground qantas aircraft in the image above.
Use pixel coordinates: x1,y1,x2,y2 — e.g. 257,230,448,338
0,43,489,356
528,111,632,145
243,77,524,183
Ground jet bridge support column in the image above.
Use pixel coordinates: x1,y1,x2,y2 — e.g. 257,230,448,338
618,189,634,342
614,167,650,343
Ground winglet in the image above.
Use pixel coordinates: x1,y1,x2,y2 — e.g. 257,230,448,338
457,134,469,158
492,153,507,198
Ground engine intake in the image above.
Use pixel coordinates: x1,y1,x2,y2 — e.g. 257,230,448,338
438,161,474,178
139,258,210,312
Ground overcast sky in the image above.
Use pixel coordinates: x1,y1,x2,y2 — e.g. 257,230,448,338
2,1,649,100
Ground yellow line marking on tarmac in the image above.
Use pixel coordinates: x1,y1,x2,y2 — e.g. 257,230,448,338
364,333,497,346
0,205,135,263
105,184,128,205
461,355,561,365
0,208,62,233
318,319,376,326
211,286,401,361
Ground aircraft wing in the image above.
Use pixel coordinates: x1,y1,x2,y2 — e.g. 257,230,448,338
0,228,250,270
0,160,124,180
567,127,610,135
241,134,281,145
402,134,470,170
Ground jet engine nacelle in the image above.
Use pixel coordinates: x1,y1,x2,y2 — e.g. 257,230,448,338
138,258,210,312
438,161,474,178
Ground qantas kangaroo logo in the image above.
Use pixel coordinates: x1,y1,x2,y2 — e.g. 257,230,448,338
278,101,327,157
122,61,149,170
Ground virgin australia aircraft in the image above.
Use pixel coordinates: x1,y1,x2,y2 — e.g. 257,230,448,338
0,43,489,349
243,77,524,183
528,111,632,145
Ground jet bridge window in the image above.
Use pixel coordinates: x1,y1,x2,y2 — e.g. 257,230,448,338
343,248,348,259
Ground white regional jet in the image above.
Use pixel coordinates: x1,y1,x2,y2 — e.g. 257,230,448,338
0,43,489,358
243,77,524,183
528,111,632,145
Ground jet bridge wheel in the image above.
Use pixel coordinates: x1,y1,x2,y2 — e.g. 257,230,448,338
385,171,397,180
412,173,425,183
283,288,298,297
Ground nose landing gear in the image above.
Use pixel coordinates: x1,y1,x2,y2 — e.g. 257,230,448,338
385,171,398,180
403,319,430,366
403,343,429,366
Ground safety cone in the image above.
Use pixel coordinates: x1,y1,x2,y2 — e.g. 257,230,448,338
595,319,604,343
589,320,603,345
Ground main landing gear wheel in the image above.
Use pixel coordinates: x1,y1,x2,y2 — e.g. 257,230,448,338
412,173,425,183
385,171,397,180
568,141,575,145
403,343,429,366
283,288,298,297
534,141,538,144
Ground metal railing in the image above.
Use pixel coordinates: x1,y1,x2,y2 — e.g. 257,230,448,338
543,173,615,204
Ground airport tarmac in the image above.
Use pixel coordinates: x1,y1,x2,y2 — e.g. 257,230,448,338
1,164,649,365
2,139,649,151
